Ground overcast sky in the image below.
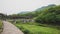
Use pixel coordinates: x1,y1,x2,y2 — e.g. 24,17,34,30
0,0,60,15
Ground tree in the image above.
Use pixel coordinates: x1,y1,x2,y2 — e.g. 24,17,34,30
35,5,60,25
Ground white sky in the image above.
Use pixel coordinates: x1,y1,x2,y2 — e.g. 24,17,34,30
0,0,60,15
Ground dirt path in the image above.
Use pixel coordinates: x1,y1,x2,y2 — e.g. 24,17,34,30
1,21,24,34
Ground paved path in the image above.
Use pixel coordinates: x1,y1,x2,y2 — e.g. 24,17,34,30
1,21,24,34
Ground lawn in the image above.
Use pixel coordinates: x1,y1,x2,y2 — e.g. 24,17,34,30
15,23,60,34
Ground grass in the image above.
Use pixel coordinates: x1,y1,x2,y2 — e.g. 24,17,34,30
10,20,60,34
0,21,3,28
0,20,3,33
15,23,60,34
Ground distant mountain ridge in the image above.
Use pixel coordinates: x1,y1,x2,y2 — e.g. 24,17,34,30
18,11,31,14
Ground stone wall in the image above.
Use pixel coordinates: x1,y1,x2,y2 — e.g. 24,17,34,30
7,19,35,23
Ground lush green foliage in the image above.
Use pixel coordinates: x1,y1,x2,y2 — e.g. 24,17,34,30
35,5,60,25
15,23,60,34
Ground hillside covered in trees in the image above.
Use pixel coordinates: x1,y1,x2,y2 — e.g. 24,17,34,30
10,4,60,25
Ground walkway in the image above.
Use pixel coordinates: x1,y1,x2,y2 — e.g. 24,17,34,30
1,21,24,34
